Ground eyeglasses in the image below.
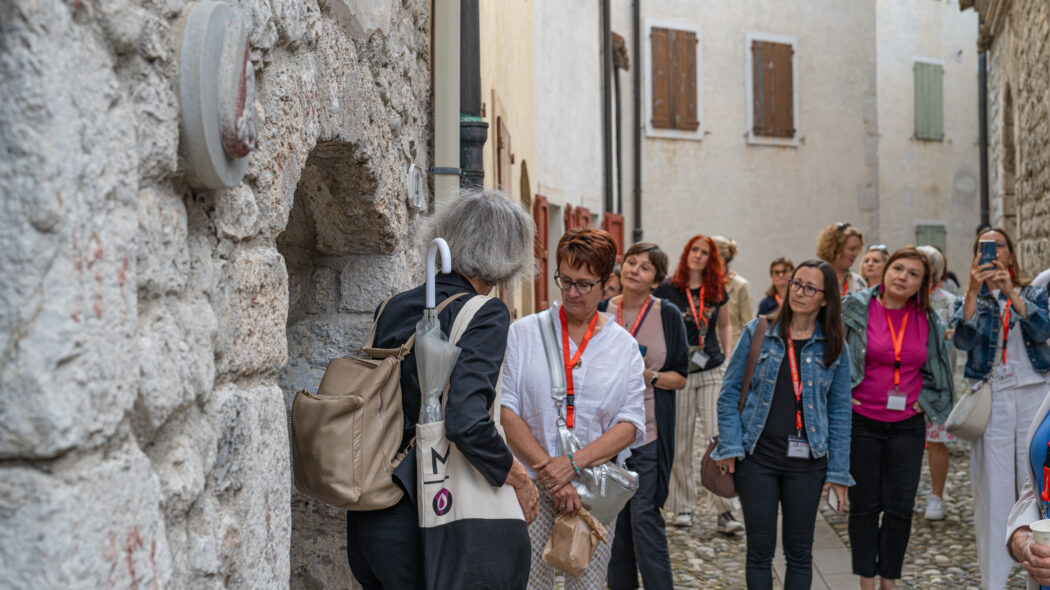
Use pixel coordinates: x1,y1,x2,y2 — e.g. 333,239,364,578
771,268,793,276
554,274,598,294
788,279,825,297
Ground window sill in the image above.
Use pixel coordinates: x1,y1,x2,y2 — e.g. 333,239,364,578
646,125,704,141
746,132,799,148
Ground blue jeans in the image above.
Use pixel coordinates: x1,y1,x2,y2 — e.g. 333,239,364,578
847,412,925,579
608,441,674,590
735,458,826,590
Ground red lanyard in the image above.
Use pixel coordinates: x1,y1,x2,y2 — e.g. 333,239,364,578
617,296,653,337
841,276,849,297
999,304,1011,366
882,298,909,388
560,306,599,428
685,286,708,331
786,327,805,434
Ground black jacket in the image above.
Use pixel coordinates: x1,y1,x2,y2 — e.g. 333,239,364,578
371,272,513,502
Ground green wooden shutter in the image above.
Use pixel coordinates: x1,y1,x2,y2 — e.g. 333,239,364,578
915,62,944,141
915,224,947,253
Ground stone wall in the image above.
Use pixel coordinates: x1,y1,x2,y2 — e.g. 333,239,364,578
983,0,1050,275
0,0,432,588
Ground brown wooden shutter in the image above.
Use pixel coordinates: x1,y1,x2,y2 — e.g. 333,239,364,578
752,40,794,138
672,30,699,131
650,27,671,129
603,212,625,261
577,207,592,228
534,195,550,311
565,204,575,231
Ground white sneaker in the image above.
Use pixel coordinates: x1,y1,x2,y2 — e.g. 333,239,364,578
716,511,744,534
924,494,945,521
672,512,693,527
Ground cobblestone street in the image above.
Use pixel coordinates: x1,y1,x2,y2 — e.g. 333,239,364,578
664,437,1031,589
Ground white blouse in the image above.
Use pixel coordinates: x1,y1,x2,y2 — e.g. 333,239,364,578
501,304,647,478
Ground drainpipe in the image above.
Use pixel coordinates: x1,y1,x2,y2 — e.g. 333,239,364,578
978,49,989,226
460,0,487,189
601,0,614,214
614,66,623,215
433,0,460,207
631,0,642,241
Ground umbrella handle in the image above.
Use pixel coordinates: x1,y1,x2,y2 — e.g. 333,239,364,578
426,238,452,309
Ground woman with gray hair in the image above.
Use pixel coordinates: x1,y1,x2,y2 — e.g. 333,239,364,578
346,189,539,590
916,245,958,522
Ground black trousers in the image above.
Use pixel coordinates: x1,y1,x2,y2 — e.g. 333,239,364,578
346,494,421,590
847,412,925,579
608,440,674,590
735,457,827,590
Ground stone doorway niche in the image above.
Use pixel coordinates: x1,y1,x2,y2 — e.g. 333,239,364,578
277,140,392,590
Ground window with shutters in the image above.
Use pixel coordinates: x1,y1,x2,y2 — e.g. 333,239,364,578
645,19,702,140
745,32,798,147
534,195,550,312
914,60,945,141
914,224,948,254
602,213,625,262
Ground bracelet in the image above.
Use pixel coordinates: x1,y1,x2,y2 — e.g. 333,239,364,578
568,452,581,475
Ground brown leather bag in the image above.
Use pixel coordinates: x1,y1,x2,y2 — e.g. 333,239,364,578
290,293,465,510
700,315,769,499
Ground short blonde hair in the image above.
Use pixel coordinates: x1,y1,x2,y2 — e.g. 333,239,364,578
816,222,864,265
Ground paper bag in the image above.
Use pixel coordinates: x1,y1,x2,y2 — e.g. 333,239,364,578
540,508,609,578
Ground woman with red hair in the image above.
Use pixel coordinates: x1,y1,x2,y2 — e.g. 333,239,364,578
653,235,742,533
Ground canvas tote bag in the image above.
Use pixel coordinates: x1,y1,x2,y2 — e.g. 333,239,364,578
417,295,530,590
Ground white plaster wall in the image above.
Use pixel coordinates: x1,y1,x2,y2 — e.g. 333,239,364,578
532,0,604,217
876,0,980,280
630,0,878,304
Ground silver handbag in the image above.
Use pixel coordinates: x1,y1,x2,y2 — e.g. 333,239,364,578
538,308,639,524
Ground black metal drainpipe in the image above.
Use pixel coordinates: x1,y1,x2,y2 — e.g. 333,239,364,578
631,0,642,241
460,0,487,190
601,0,614,215
978,49,989,227
615,67,623,215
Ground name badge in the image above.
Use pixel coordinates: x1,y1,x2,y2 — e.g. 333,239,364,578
993,365,1017,389
786,435,810,459
691,350,710,370
886,388,908,411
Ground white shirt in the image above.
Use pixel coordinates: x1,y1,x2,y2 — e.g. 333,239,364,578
501,304,647,478
992,290,1049,389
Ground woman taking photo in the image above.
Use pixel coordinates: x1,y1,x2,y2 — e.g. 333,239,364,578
654,235,743,533
713,260,853,590
346,190,539,589
843,247,953,590
816,222,867,296
861,245,889,289
952,228,1050,590
501,228,647,589
757,257,794,317
601,242,690,590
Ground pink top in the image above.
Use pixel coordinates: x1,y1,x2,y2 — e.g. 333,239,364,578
852,298,929,422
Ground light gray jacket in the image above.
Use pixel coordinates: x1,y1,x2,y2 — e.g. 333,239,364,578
1006,393,1050,590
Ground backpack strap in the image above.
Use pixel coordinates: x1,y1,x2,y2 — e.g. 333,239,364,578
441,295,505,422
362,292,468,360
738,315,770,413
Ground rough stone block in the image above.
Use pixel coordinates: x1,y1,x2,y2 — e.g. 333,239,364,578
326,0,393,40
218,246,289,378
339,251,417,313
0,441,172,589
216,184,262,241
137,188,190,298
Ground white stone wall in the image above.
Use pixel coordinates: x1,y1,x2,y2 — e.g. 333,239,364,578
0,0,432,588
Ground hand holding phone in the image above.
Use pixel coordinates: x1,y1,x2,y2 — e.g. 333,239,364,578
978,240,997,267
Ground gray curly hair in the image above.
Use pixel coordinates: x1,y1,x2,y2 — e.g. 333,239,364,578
424,189,536,286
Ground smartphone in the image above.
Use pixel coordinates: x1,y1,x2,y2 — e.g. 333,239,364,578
979,240,997,267
826,488,841,513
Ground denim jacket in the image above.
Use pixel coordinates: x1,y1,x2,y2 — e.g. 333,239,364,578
951,284,1050,379
712,318,855,487
842,286,954,423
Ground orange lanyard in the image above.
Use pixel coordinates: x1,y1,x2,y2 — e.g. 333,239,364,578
786,328,805,434
560,306,599,428
882,299,909,388
617,296,653,337
774,293,782,307
685,286,708,332
841,276,849,297
999,305,1011,366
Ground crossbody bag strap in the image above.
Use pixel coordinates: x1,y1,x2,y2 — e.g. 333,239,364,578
362,292,467,359
441,295,505,422
537,309,568,408
738,315,770,413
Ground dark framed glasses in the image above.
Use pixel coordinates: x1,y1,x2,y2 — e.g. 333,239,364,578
554,274,598,294
788,279,825,297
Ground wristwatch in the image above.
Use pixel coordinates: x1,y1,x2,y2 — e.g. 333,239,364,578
649,373,659,386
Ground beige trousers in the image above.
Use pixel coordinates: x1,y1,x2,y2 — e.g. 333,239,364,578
666,365,735,515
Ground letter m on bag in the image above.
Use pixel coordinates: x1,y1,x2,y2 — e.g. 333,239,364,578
431,444,450,475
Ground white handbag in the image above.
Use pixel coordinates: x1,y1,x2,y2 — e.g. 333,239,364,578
945,321,1002,442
